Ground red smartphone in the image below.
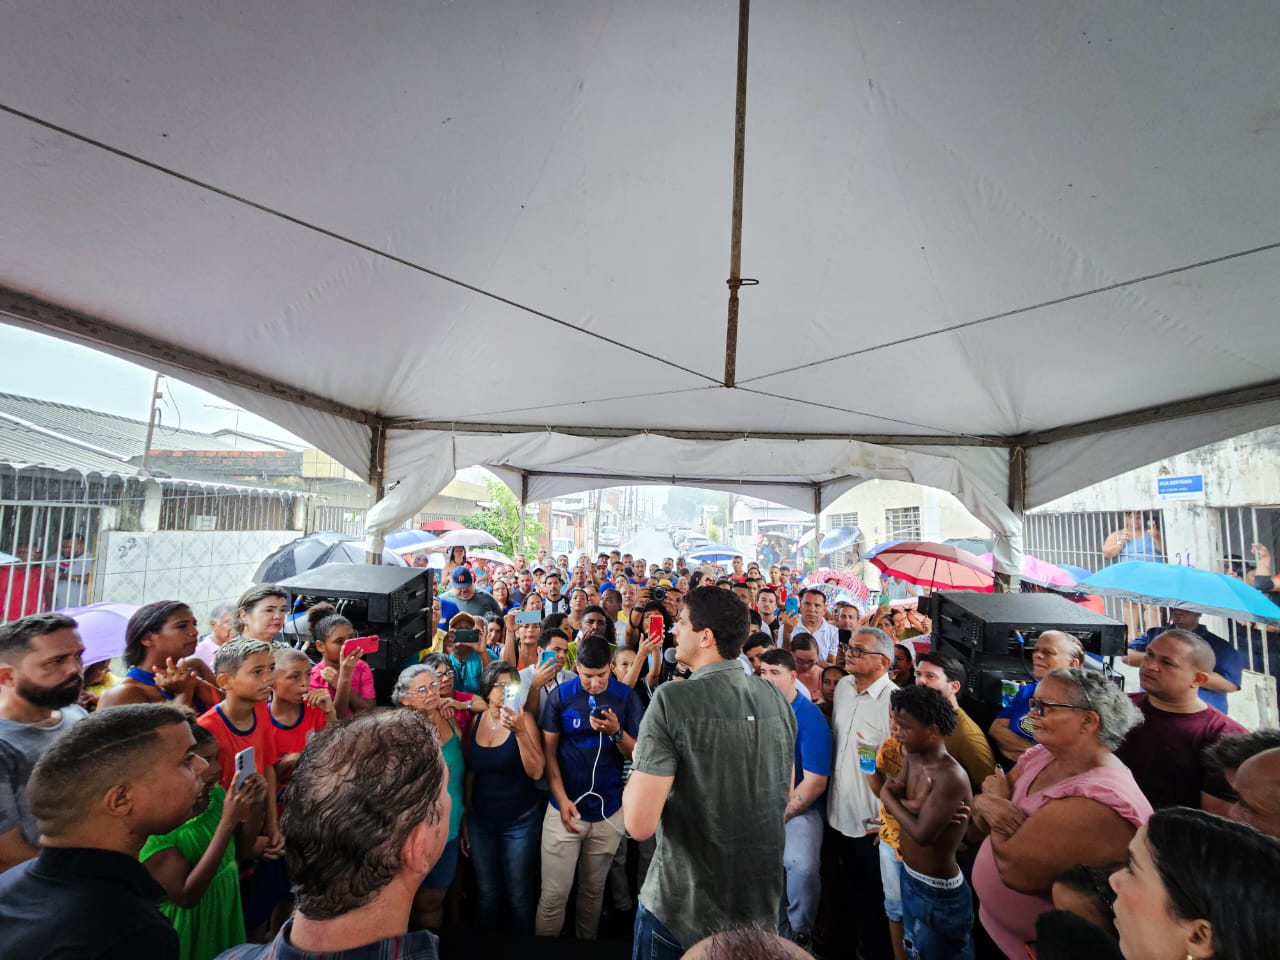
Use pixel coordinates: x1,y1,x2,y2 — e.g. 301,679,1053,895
646,612,664,645
341,635,380,658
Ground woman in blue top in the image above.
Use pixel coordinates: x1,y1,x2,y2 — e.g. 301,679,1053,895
467,661,545,933
987,631,1084,767
395,660,466,931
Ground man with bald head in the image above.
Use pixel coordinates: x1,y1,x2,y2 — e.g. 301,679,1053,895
1115,629,1247,813
1229,747,1280,838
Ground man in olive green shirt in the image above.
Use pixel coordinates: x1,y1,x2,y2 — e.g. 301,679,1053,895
623,587,796,956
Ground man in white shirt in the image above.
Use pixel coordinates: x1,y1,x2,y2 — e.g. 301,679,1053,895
826,626,896,960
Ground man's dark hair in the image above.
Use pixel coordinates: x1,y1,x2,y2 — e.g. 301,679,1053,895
29,703,188,835
124,600,192,667
789,633,817,653
478,661,520,702
541,613,569,634
760,648,796,672
800,587,827,604
1204,729,1280,774
742,632,772,655
682,587,750,660
602,588,622,605
543,571,563,584
576,635,612,670
890,684,957,737
1145,806,1280,960
916,651,966,688
757,587,777,601
284,709,446,920
0,613,78,665
538,627,569,649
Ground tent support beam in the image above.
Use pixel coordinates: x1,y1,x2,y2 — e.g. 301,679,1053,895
1018,377,1280,447
722,0,752,388
0,285,378,426
997,445,1028,592
385,419,1005,447
366,419,389,564
509,469,839,490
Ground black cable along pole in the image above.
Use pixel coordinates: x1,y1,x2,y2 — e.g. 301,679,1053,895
724,0,756,387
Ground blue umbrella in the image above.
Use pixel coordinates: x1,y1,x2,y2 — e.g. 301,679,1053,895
1057,563,1093,584
687,543,744,564
820,526,862,554
1080,561,1280,626
384,529,439,551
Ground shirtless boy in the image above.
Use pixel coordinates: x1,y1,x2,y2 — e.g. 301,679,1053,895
879,684,974,960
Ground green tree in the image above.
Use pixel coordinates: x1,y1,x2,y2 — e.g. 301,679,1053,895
462,479,543,558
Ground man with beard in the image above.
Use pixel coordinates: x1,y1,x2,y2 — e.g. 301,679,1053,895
0,613,88,871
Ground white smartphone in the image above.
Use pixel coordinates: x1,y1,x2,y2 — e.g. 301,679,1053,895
233,746,256,791
503,683,521,711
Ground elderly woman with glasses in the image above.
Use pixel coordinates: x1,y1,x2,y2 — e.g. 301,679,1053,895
395,655,468,930
971,667,1151,959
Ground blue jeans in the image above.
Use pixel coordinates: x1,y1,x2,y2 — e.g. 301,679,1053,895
900,866,974,960
632,902,684,960
468,803,542,934
879,838,904,922
780,807,823,938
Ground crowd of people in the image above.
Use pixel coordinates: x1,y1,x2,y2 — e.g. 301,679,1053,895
0,544,1279,960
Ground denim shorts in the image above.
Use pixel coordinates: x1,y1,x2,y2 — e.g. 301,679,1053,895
878,840,903,923
900,865,974,960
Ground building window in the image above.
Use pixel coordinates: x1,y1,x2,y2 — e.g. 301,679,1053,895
884,507,921,541
828,512,858,530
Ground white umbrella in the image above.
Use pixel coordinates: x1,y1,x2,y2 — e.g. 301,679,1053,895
427,528,501,550
470,548,515,567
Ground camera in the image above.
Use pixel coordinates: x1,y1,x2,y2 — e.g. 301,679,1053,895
652,586,667,601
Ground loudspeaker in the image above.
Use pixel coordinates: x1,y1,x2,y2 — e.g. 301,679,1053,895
927,591,1126,658
277,565,435,701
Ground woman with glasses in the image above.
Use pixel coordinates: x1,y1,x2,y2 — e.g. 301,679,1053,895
989,631,1085,766
395,657,467,930
971,667,1150,959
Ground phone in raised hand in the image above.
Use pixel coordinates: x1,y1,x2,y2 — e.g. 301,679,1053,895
341,635,380,658
233,746,256,791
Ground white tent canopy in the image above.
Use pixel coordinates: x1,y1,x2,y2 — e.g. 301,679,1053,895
2,1,1279,574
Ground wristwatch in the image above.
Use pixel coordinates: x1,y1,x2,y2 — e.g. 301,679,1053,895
610,730,624,744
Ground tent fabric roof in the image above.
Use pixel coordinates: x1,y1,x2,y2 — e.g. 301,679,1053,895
1,1,1278,572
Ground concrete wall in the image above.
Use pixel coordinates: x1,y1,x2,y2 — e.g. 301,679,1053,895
94,529,296,625
821,478,991,545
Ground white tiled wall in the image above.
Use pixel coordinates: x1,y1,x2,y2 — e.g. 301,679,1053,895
95,530,297,624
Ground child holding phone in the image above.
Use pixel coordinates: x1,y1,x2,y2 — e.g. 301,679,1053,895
140,718,267,960
306,603,375,717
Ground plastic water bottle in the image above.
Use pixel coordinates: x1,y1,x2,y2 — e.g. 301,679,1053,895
1000,679,1019,709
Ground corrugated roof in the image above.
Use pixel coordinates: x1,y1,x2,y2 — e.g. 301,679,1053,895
0,413,134,476
0,392,248,456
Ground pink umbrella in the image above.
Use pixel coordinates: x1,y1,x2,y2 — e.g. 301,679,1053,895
869,541,994,592
805,569,872,606
978,553,1077,588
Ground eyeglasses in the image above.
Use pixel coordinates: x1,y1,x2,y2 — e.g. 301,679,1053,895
433,668,454,679
846,646,889,660
412,683,439,694
1026,698,1091,717
793,657,818,669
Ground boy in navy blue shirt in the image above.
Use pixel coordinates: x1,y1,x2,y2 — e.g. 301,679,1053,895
537,635,642,940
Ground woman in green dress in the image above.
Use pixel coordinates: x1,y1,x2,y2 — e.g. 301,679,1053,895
140,720,265,960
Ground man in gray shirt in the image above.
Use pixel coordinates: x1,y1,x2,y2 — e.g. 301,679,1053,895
624,587,796,955
441,566,503,620
0,613,89,871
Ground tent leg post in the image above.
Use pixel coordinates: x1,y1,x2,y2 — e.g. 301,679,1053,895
518,472,529,558
810,485,821,575
367,420,388,565
998,446,1028,592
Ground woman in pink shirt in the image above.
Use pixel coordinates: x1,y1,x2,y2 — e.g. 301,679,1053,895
971,667,1152,958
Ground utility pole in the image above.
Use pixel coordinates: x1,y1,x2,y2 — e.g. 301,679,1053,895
138,373,165,477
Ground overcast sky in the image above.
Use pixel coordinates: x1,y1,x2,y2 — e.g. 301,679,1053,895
2,324,303,442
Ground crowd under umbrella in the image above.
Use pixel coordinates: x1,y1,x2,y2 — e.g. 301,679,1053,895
56,602,139,668
868,540,995,593
1079,561,1280,626
255,531,408,583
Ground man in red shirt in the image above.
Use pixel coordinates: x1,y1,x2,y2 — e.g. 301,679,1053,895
0,544,49,621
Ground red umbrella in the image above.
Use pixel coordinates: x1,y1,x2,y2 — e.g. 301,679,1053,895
869,541,994,592
420,519,465,532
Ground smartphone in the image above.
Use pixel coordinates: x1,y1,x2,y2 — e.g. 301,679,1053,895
454,628,481,645
515,610,542,625
503,683,520,710
591,704,610,719
646,612,664,645
784,597,800,616
341,635,380,658
539,648,557,667
233,746,255,791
